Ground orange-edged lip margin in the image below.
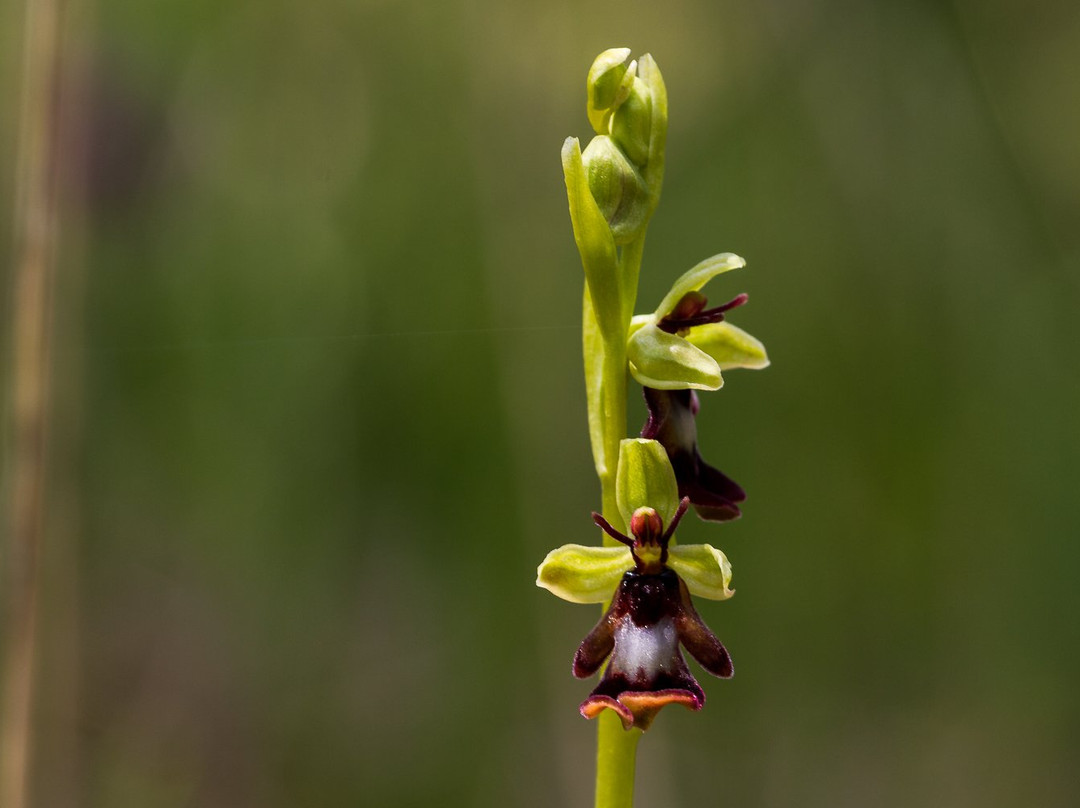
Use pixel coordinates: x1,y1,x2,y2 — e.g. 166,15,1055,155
580,688,702,731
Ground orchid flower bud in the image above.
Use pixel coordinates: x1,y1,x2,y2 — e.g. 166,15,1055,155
581,134,650,245
586,48,634,135
610,76,652,168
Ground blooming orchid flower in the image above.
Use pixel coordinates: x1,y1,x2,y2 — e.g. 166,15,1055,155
537,440,735,731
574,499,733,730
626,253,768,392
623,252,768,520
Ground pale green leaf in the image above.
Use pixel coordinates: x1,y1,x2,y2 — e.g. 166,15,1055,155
562,137,621,341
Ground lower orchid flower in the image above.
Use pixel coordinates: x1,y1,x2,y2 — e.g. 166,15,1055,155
576,500,733,730
537,439,735,731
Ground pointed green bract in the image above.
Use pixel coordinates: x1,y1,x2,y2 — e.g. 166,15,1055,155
667,544,734,600
583,287,608,477
615,438,680,529
562,137,621,341
627,323,724,391
537,544,634,604
686,321,770,371
654,253,745,318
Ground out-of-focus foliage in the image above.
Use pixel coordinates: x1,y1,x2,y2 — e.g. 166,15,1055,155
2,0,1079,806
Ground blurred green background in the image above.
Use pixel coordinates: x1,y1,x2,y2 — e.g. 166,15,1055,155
2,0,1080,806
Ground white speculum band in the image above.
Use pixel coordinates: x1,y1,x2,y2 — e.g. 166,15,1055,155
608,617,679,682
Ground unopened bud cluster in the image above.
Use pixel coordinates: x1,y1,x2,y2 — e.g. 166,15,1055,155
581,48,664,244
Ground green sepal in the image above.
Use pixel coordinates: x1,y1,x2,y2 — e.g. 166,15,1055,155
626,323,724,391
654,253,745,318
615,438,680,529
685,321,770,371
536,544,634,603
586,48,632,135
667,544,734,600
562,137,621,341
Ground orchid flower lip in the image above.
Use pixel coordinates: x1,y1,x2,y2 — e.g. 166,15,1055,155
572,564,733,731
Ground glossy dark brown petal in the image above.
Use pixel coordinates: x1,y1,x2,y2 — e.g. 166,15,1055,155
675,578,733,678
641,387,746,522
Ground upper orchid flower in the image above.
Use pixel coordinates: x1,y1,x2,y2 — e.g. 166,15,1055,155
537,440,735,731
626,253,769,392
623,253,769,520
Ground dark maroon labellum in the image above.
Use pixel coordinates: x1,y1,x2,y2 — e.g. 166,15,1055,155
573,567,733,731
641,387,746,522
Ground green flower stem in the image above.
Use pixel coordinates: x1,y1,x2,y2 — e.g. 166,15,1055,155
3,0,62,806
593,236,646,533
588,236,646,808
595,713,643,808
618,237,646,328
591,235,646,531
597,331,627,528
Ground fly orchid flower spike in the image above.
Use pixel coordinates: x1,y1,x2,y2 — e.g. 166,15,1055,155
537,440,734,731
